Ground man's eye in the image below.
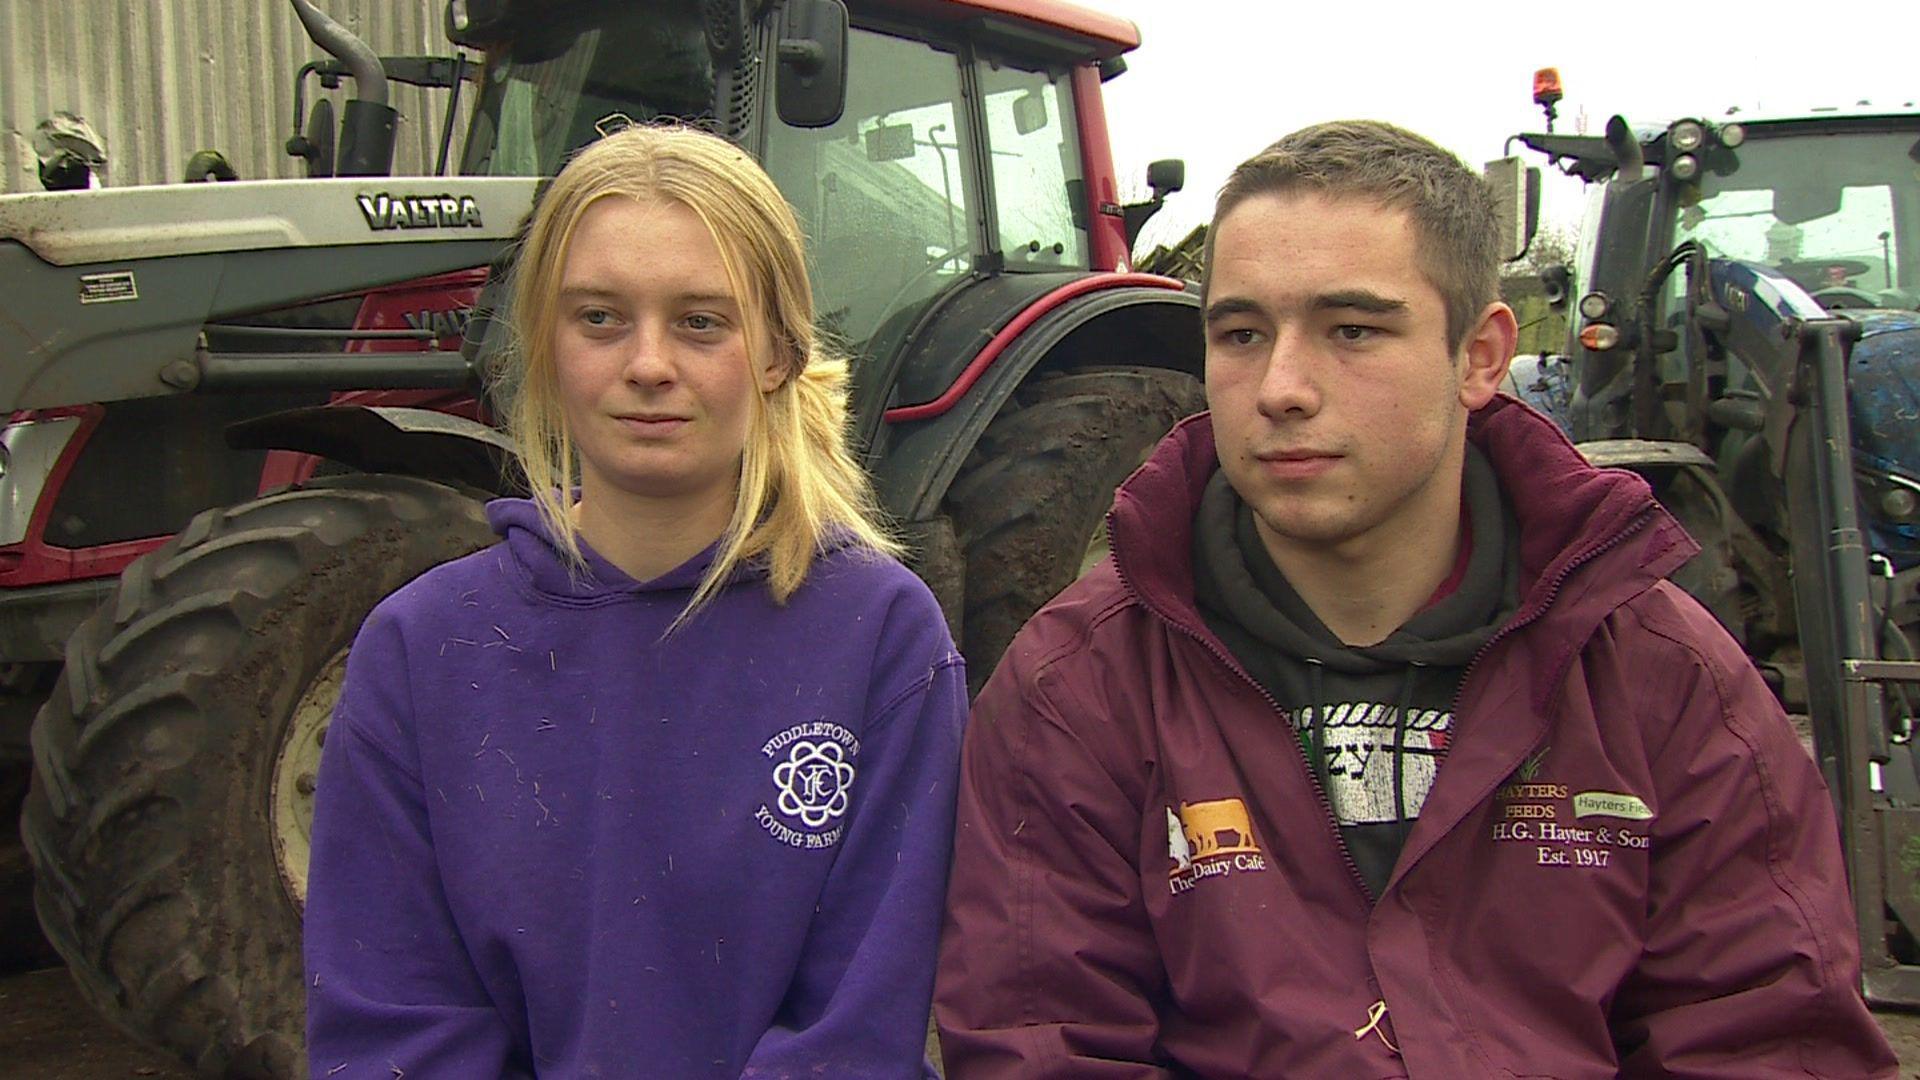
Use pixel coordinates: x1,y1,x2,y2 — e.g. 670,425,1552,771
1216,328,1261,346
1335,325,1378,342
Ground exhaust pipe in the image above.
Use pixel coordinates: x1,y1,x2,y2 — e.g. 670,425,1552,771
289,0,396,176
1604,115,1644,184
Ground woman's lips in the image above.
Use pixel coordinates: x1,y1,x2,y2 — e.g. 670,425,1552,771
614,415,690,436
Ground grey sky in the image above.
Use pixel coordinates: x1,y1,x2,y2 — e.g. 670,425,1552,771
1083,0,1920,254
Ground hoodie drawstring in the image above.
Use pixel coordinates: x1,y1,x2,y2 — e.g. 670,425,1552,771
1394,664,1423,846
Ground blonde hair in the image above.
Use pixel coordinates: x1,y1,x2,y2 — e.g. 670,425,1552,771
500,123,899,619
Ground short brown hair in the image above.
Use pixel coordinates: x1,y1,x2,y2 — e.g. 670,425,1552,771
1202,120,1500,352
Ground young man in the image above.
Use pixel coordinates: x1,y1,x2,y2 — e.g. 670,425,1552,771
935,121,1895,1077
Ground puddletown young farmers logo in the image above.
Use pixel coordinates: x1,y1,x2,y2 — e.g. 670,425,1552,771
357,192,484,230
757,722,859,849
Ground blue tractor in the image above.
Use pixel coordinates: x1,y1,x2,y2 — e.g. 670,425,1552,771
1498,91,1920,1000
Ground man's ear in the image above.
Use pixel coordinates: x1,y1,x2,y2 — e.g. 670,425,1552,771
1458,301,1518,410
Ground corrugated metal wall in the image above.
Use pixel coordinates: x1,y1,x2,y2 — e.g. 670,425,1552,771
1,1,473,193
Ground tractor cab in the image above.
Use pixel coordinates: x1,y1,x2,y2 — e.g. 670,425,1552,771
1510,107,1920,443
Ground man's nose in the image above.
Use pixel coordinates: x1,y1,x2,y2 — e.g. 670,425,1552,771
1255,327,1321,419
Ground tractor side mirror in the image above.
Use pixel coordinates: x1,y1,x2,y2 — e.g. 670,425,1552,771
1012,89,1049,136
1539,264,1571,309
1774,186,1843,226
1123,159,1186,251
1146,158,1185,199
776,0,849,129
864,122,915,162
1484,156,1540,262
287,98,337,177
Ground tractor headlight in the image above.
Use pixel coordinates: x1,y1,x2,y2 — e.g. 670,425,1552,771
1669,153,1700,181
1669,120,1706,153
1719,122,1746,148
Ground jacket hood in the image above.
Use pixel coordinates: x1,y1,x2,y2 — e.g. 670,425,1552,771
487,496,734,602
1110,396,1701,704
1192,446,1516,675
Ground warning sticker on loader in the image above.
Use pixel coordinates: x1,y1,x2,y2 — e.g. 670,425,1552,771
77,270,138,304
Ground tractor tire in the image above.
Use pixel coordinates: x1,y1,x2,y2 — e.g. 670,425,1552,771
946,366,1204,691
20,475,494,1077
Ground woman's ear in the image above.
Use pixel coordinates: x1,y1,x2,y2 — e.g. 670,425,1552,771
757,340,797,393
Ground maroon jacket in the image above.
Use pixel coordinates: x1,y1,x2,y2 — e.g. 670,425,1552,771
936,397,1894,1078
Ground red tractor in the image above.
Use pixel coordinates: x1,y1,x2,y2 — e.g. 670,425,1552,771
0,0,1202,1071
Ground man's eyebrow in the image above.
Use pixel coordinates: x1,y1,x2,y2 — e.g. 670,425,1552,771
1312,289,1408,315
1203,296,1264,325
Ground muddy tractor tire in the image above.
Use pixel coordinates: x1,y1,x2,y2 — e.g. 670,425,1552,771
20,475,494,1077
946,366,1205,690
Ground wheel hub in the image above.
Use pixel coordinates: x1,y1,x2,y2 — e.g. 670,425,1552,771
272,648,346,911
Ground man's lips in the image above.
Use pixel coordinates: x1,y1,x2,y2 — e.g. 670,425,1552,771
1257,449,1340,462
1253,448,1341,478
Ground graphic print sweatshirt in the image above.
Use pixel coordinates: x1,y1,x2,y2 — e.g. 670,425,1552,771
1192,447,1518,895
304,498,966,1078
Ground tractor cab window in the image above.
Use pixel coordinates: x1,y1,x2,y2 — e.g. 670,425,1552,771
1662,128,1919,389
459,1,715,177
978,60,1087,270
1669,130,1917,310
763,28,975,364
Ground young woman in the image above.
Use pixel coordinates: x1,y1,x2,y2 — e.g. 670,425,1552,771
304,124,965,1078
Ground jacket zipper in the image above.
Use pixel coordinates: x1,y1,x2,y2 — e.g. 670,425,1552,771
1109,515,1377,910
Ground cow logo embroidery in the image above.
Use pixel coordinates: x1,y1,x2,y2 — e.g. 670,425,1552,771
1167,808,1192,871
1168,797,1267,894
756,722,859,849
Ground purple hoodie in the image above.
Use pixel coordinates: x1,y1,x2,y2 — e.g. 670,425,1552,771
305,498,965,1078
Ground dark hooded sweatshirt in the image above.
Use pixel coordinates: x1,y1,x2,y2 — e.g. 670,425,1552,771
1192,447,1518,895
937,398,1894,1079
